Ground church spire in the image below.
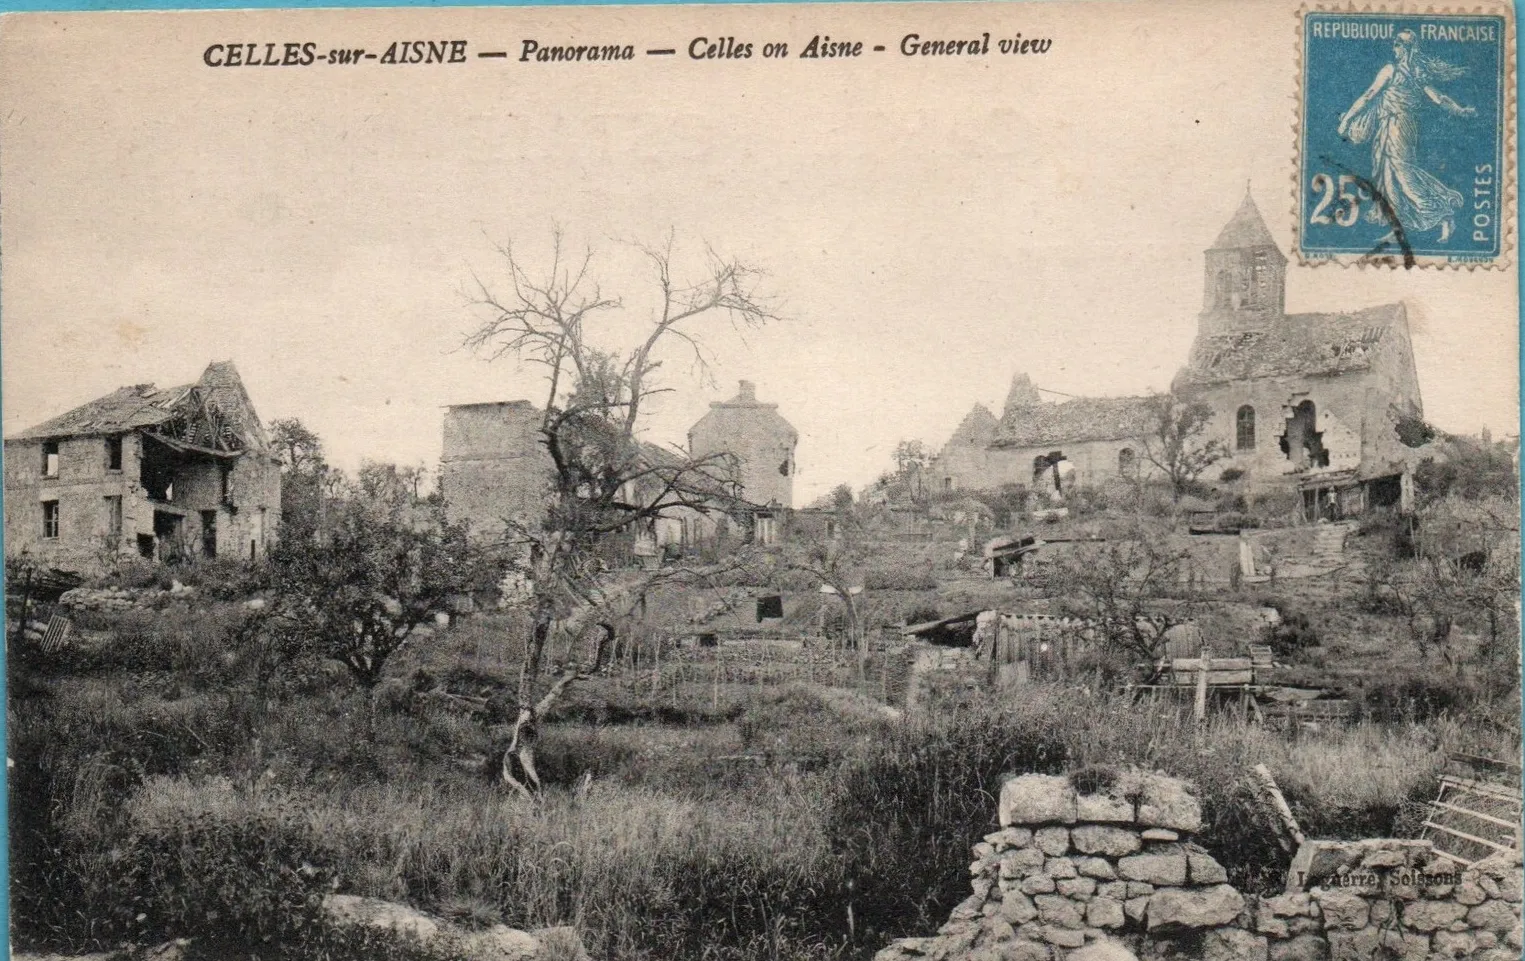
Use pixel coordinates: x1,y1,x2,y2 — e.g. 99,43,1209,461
1201,187,1286,330
1210,188,1280,251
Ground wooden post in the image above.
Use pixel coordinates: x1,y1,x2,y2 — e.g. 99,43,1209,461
1250,763,1306,852
1194,646,1211,721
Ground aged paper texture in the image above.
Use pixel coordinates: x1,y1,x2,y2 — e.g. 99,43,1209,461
2,3,1520,961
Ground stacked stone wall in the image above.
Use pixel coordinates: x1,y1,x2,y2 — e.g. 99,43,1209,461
876,769,1522,961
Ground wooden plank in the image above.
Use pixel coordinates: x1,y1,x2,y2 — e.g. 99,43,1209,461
1430,800,1523,832
1441,775,1525,804
1249,764,1305,852
1172,670,1255,686
1193,647,1210,721
1421,821,1516,854
40,614,71,654
1172,657,1254,671
1449,752,1524,775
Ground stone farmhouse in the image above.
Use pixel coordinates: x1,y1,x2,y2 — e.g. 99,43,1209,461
441,380,799,548
4,361,282,573
932,192,1425,515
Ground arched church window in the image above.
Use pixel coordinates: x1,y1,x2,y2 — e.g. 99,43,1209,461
1236,405,1256,450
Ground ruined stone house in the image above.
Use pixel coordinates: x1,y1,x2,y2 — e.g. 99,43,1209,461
441,381,798,548
688,380,799,544
3,361,282,572
933,192,1425,513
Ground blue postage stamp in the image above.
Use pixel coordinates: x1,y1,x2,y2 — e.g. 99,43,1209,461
1298,8,1511,266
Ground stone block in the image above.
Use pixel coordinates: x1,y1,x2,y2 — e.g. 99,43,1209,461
1117,848,1187,886
1262,893,1314,917
1085,896,1125,929
1287,839,1433,892
1057,877,1096,899
1255,914,1289,938
985,917,1017,942
1375,929,1428,961
987,827,1034,851
1123,896,1149,923
322,894,443,944
457,924,543,961
1455,880,1488,905
1034,894,1085,929
1430,929,1476,957
1468,899,1521,932
1038,925,1085,948
1186,847,1229,884
1131,771,1202,833
1145,884,1245,930
1201,927,1267,961
1074,792,1137,824
1068,939,1139,961
1311,890,1367,930
1268,933,1328,961
1071,825,1142,857
1125,882,1155,898
1140,829,1179,842
1001,892,1039,925
1325,928,1379,961
1001,775,1077,827
1001,847,1047,878
998,941,1054,961
1078,857,1117,880
1401,899,1467,932
1046,857,1078,879
1021,874,1057,895
1097,881,1128,900
1034,827,1071,857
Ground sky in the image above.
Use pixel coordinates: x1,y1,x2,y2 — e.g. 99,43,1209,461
2,0,1517,504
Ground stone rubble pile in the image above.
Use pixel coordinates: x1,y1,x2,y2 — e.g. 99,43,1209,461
59,583,195,611
874,768,1524,961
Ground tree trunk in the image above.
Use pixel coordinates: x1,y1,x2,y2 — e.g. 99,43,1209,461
521,605,553,703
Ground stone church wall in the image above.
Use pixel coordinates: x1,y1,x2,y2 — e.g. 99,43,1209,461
875,770,1522,961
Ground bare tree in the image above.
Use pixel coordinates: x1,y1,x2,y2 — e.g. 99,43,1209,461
1139,392,1229,503
784,508,870,653
1046,535,1203,679
463,229,781,792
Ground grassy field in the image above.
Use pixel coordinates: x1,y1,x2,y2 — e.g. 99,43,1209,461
9,509,1520,961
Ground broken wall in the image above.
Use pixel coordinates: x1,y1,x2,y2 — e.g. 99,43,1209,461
440,402,554,540
1190,370,1415,490
874,770,1523,961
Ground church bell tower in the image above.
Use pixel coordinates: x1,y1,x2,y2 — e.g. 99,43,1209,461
1200,189,1286,336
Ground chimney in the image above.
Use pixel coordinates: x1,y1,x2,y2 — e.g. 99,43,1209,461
737,380,757,403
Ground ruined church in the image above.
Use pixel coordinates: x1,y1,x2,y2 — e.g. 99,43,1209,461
933,192,1425,513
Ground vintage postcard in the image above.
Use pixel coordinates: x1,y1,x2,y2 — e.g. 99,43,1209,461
1,2,1520,961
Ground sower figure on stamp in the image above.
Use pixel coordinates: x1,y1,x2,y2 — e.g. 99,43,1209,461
1338,29,1477,244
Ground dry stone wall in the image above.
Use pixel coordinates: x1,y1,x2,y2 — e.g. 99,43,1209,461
875,770,1523,961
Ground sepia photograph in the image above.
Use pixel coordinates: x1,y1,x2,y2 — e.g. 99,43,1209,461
1,1,1520,959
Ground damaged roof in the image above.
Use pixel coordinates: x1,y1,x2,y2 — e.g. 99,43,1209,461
944,403,1000,450
10,361,269,451
1174,304,1408,388
993,395,1156,448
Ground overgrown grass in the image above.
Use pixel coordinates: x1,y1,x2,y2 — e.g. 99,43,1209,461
12,598,1519,961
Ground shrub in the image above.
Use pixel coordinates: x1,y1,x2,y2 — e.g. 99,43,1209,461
1218,468,1246,484
1263,608,1320,657
1361,671,1489,723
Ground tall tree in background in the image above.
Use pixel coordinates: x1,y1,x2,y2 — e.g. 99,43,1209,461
1140,393,1229,503
269,417,333,540
463,230,781,793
